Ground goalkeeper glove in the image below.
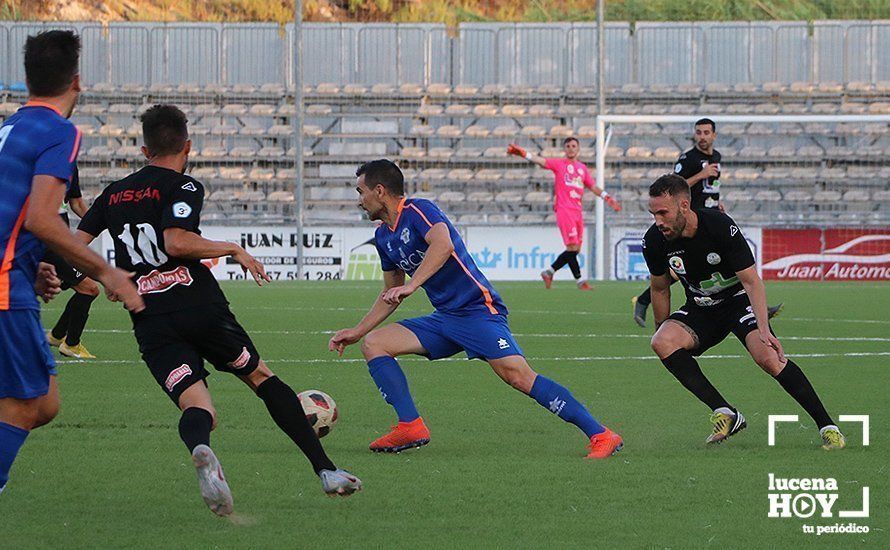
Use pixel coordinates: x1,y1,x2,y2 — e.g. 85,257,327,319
507,143,532,160
602,192,622,212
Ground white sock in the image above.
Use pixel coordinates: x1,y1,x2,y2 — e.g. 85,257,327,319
819,424,839,435
714,407,734,416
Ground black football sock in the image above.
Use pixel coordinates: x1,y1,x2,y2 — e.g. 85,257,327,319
51,295,75,341
636,287,652,306
256,376,336,474
550,250,573,272
774,360,834,428
64,292,97,346
179,407,212,453
567,251,582,280
661,350,731,411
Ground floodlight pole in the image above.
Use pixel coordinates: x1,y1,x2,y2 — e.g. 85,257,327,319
594,0,606,280
293,0,305,278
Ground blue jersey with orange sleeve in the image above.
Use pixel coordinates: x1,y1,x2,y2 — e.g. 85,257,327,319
0,102,81,310
374,198,507,316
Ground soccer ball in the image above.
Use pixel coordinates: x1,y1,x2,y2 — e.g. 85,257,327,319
297,390,339,438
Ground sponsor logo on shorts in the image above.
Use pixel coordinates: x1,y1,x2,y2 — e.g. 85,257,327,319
669,255,686,274
707,252,721,265
137,266,194,294
228,347,252,370
497,338,510,350
165,364,192,391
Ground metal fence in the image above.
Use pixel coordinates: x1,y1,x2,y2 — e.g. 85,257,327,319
1,20,888,87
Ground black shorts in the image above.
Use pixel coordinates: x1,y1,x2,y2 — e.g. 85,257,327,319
42,248,86,290
668,293,763,356
133,303,261,404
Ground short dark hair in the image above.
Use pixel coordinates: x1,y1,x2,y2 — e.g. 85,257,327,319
140,105,189,157
649,174,690,199
563,136,579,146
356,159,404,196
24,30,81,96
694,118,716,132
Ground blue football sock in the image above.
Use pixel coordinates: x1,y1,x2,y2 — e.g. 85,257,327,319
0,422,30,493
529,375,605,438
368,356,420,423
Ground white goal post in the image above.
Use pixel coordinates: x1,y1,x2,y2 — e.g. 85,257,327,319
593,114,890,280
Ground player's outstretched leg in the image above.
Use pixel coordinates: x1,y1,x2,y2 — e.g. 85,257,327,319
0,377,60,495
361,325,430,453
177,384,233,516
652,322,746,444
744,331,844,450
488,355,622,459
245,363,361,493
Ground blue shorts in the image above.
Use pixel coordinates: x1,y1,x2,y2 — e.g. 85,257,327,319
0,309,57,399
398,311,524,361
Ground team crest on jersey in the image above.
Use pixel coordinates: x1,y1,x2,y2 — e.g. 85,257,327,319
181,182,197,192
400,228,411,244
165,364,192,391
173,201,192,218
669,256,686,274
137,266,194,294
567,164,575,174
707,252,721,265
675,163,683,173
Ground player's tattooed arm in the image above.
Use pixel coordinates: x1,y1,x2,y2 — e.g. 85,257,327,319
330,270,405,356
382,223,453,306
164,228,271,286
649,272,673,330
737,266,785,363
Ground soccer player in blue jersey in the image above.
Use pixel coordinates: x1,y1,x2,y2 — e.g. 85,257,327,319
329,160,622,458
0,31,143,496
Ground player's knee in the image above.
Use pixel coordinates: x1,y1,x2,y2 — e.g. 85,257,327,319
650,333,677,358
498,365,535,393
360,331,386,359
757,355,784,376
78,279,100,297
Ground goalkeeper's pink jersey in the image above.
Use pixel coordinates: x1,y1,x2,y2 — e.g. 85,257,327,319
544,157,595,215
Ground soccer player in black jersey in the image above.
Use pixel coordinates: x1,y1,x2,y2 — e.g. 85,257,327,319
44,166,102,359
75,105,361,516
642,174,844,450
633,119,782,326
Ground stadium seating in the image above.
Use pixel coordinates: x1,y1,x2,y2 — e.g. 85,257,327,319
2,80,886,226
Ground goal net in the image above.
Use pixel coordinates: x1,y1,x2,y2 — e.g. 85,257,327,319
594,114,890,282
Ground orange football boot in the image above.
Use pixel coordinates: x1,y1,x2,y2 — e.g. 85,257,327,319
369,417,430,453
586,427,623,459
541,270,553,289
577,281,593,291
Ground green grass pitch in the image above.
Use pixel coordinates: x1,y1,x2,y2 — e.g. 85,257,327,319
5,280,887,547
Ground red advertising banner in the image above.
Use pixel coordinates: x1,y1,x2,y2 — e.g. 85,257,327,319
762,228,890,281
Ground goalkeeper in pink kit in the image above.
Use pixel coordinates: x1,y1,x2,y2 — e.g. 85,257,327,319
508,137,621,290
